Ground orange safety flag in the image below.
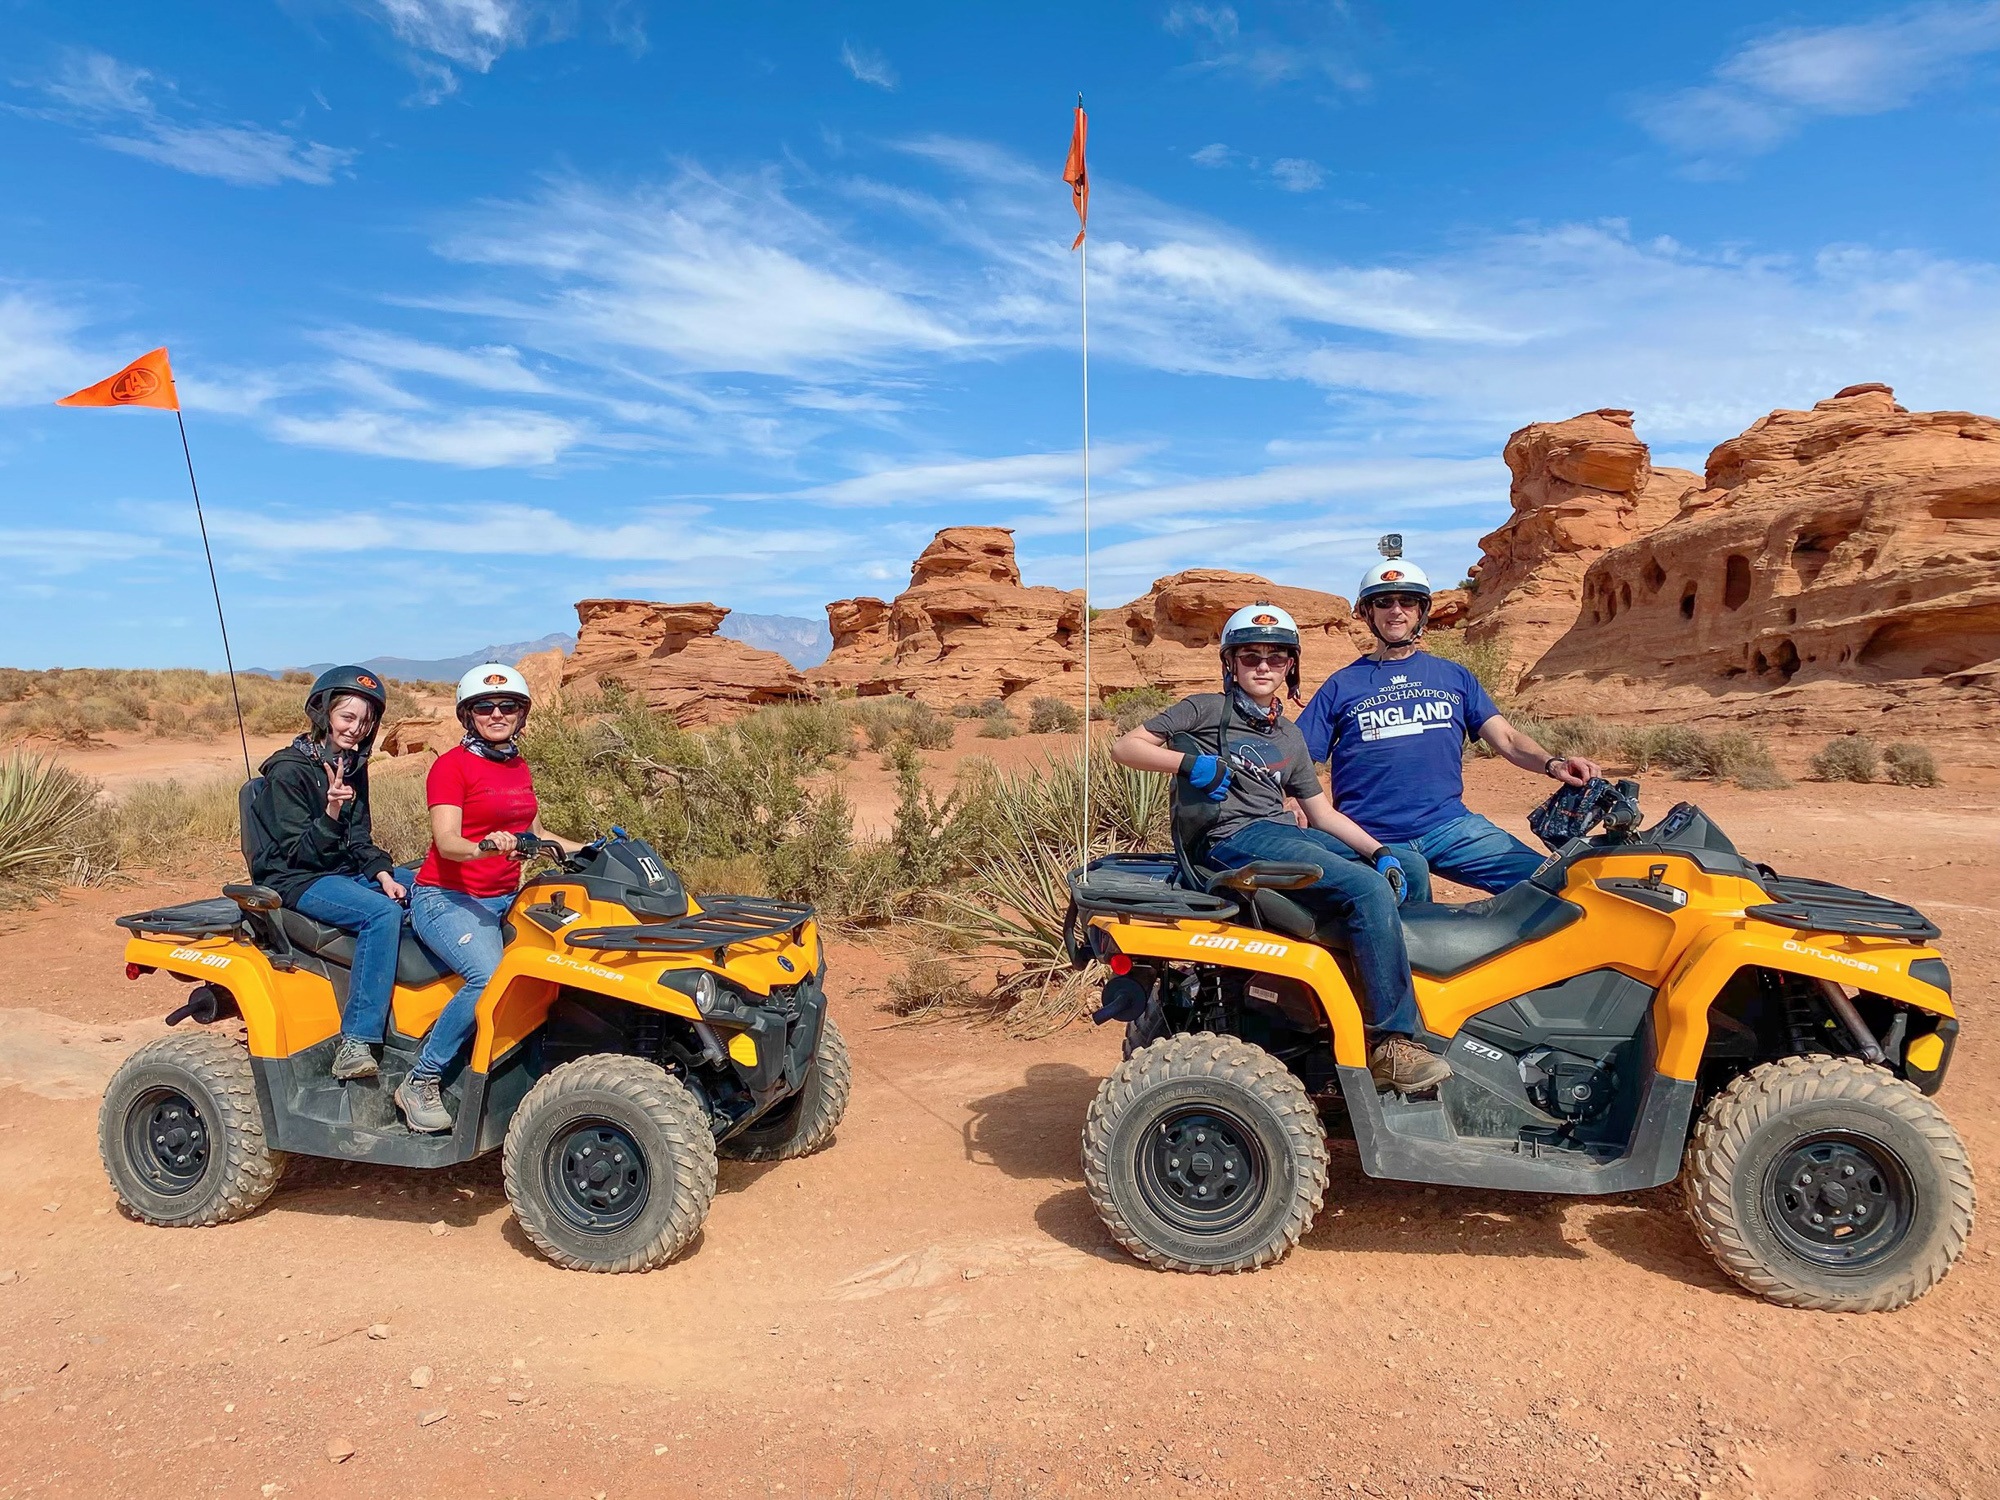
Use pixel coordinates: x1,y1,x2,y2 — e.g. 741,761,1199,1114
56,347,179,410
1063,104,1089,250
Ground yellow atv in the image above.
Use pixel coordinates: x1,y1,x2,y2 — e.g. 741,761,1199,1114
103,803,847,1273
1066,779,1972,1312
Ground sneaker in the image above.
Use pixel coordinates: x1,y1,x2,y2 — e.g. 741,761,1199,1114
394,1073,453,1134
1369,1035,1452,1095
331,1038,378,1080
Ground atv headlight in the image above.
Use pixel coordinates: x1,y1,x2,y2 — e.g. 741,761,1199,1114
660,976,748,1024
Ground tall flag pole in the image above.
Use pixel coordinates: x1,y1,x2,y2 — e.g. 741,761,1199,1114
59,348,254,781
1064,96,1092,859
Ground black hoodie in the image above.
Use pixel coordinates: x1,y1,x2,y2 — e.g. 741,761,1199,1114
249,742,395,907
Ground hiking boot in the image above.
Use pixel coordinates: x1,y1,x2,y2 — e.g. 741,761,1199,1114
395,1074,453,1134
331,1038,378,1081
1369,1035,1452,1095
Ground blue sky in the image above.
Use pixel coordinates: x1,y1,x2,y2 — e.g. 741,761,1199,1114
6,1,2000,669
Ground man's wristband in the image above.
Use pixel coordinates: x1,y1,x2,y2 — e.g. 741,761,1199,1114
1544,756,1565,778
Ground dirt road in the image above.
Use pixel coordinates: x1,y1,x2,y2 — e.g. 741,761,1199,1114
2,764,1996,1499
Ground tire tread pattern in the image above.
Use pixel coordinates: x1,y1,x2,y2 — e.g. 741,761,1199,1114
502,1055,718,1274
1082,1031,1329,1275
98,1031,286,1227
1682,1054,1976,1312
720,1017,852,1163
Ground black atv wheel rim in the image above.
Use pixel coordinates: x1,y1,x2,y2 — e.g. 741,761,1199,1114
1136,1104,1268,1236
126,1087,210,1195
546,1118,650,1235
1764,1130,1914,1271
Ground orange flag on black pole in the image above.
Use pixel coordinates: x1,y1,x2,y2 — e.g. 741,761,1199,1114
1063,103,1088,250
56,347,180,410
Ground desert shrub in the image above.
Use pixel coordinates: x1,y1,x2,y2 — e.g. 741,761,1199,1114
1539,716,1616,761
886,952,966,1018
903,703,955,751
1882,742,1943,788
109,777,244,870
1618,725,1787,789
1423,628,1513,702
1026,696,1082,735
976,700,1018,739
852,698,910,752
951,701,981,720
0,753,117,903
764,783,855,908
1103,684,1175,733
757,701,856,767
367,771,435,866
1809,736,1879,784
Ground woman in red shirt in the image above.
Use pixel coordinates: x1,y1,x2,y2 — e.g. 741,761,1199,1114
399,664,579,1133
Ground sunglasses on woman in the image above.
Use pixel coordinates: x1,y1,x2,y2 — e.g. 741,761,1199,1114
468,698,525,716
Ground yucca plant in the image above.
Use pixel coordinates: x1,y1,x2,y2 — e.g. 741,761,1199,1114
0,753,116,903
933,746,1170,1037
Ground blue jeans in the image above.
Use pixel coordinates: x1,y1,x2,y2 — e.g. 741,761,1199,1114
294,867,417,1046
1206,821,1422,1037
407,884,515,1082
1409,813,1546,897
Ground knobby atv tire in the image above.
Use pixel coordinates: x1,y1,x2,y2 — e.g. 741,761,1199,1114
502,1055,718,1274
98,1031,286,1227
1083,1032,1328,1274
720,1016,851,1162
1683,1054,1975,1313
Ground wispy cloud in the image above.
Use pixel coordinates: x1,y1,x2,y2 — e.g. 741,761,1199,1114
0,290,89,406
27,49,354,186
1163,3,1368,92
840,41,898,90
1191,143,1233,168
1637,3,2000,161
1268,157,1324,192
353,1,644,100
265,408,585,466
793,445,1153,507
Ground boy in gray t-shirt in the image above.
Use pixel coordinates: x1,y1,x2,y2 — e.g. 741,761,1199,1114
1110,603,1451,1094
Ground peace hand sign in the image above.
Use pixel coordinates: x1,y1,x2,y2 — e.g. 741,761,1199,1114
324,758,356,821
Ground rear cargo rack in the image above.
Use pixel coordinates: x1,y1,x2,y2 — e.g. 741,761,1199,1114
1746,874,1940,941
563,896,814,956
1067,855,1240,921
115,898,247,940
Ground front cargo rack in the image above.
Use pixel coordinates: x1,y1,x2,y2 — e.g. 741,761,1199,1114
1745,873,1940,941
563,895,814,956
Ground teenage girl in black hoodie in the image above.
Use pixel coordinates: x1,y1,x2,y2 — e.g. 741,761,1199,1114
247,666,416,1083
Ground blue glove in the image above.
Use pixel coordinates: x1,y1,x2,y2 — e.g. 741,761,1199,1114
1373,849,1408,904
1180,753,1233,803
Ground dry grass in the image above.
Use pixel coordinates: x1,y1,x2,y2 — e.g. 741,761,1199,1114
1810,736,1880,784
0,667,441,745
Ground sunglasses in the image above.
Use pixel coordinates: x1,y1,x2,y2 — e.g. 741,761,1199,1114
1233,650,1296,669
1367,593,1426,611
468,698,526,716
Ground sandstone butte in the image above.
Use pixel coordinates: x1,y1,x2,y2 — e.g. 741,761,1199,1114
554,599,811,729
1516,384,2000,736
1464,408,1700,686
809,526,1376,708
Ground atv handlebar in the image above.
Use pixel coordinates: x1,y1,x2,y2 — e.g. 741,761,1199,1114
478,831,566,860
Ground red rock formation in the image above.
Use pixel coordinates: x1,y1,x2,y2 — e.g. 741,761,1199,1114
1519,385,2000,736
812,530,1364,707
810,528,1084,706
1464,409,1699,684
1099,570,1358,699
514,647,566,711
562,599,811,728
377,716,451,757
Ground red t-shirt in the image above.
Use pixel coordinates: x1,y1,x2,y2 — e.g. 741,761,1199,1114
416,745,539,898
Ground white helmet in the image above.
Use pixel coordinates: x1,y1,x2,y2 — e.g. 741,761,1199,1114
1219,602,1303,653
455,662,533,726
1355,558,1433,608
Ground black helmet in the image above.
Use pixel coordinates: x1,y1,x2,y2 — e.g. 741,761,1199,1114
305,665,387,750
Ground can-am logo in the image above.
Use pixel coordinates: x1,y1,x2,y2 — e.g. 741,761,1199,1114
169,947,230,970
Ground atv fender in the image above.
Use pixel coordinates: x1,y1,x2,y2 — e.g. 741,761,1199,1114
1653,921,1956,1081
467,950,704,1072
1092,919,1371,1067
122,934,325,1059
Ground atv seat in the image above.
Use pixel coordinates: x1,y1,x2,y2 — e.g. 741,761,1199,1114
276,908,455,988
1395,883,1582,980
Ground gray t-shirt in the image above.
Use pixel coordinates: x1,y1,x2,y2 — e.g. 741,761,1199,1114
1144,693,1322,847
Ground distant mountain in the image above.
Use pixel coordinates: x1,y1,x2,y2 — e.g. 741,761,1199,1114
252,633,577,685
719,612,832,668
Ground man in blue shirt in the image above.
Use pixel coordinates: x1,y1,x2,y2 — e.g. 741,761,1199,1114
1297,555,1602,898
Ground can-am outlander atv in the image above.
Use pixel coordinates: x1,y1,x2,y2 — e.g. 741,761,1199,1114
1065,776,1972,1312
102,789,846,1274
